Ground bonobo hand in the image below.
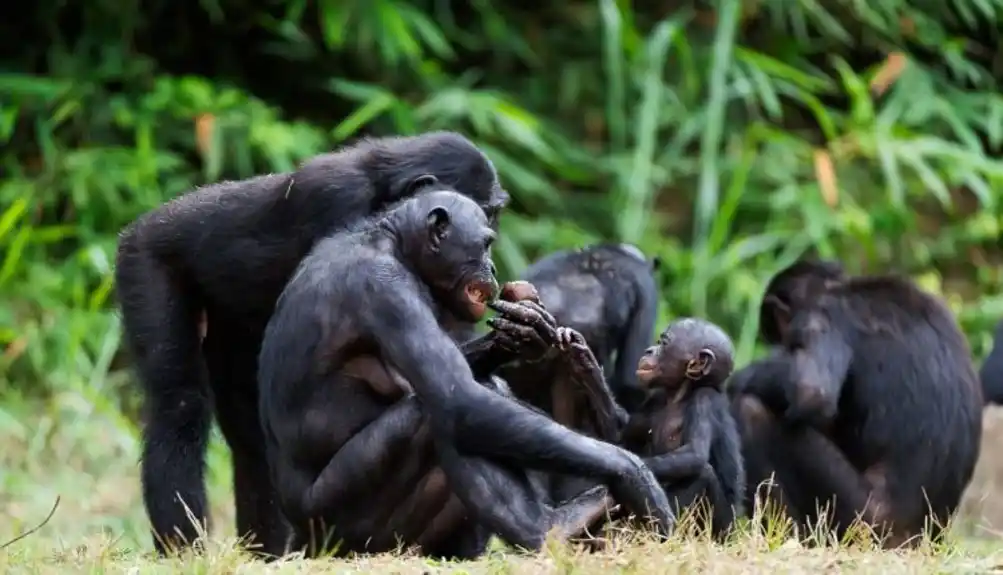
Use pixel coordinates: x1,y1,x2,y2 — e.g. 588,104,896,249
487,299,560,361
559,327,602,376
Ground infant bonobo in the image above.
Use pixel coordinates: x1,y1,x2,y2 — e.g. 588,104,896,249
259,189,673,557
620,318,746,538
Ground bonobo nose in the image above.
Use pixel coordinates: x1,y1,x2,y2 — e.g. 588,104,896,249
644,346,656,356
489,260,498,277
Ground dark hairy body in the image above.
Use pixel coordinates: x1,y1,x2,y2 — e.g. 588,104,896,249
728,260,983,547
621,318,745,538
517,244,661,411
258,191,675,558
502,308,745,539
979,320,1003,405
114,132,509,555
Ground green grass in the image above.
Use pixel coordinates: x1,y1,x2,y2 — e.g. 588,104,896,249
3,397,1003,574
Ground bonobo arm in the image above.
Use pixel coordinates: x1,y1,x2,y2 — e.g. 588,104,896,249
643,389,715,481
563,331,629,441
726,352,794,413
783,313,851,427
460,332,517,379
730,319,850,428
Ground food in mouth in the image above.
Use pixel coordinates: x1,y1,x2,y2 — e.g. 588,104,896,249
500,280,540,304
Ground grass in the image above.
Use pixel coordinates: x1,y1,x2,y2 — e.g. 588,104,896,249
3,396,1003,574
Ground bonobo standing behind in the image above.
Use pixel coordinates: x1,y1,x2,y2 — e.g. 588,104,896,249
115,132,511,555
728,260,982,547
517,244,661,410
258,190,675,557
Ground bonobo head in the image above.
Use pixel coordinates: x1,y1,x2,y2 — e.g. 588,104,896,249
759,259,845,344
362,132,510,229
636,318,735,390
392,189,499,322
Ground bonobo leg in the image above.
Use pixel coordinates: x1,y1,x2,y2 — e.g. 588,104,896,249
664,464,735,539
115,237,211,554
438,445,616,550
734,395,913,547
286,393,616,556
203,329,288,557
443,383,674,536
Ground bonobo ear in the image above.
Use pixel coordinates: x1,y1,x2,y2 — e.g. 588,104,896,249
407,174,439,196
426,206,450,248
650,256,662,272
685,348,716,380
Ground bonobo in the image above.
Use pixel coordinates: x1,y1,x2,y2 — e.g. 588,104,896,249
518,244,661,410
114,132,510,555
728,260,983,547
503,306,745,539
979,319,1003,405
618,318,745,538
258,190,674,557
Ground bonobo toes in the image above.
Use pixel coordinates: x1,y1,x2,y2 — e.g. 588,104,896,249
609,453,675,536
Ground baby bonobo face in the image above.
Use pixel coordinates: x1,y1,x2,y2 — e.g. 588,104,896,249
636,318,736,389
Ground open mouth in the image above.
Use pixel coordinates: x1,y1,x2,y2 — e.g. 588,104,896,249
464,281,495,319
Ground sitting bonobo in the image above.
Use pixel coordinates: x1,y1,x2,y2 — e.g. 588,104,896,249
496,303,745,539
619,318,745,538
258,189,674,557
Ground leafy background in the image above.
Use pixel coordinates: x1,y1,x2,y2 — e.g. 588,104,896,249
2,0,1003,551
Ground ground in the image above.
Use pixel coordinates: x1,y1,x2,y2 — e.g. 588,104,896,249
3,395,1003,574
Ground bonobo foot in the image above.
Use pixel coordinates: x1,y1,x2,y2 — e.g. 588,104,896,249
549,485,616,542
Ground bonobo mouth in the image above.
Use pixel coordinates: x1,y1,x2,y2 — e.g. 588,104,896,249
635,357,658,384
464,280,497,320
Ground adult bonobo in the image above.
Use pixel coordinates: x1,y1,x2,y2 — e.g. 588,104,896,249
517,245,661,411
258,189,675,557
728,259,982,547
114,132,510,555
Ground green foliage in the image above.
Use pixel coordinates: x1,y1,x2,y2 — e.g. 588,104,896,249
2,0,1003,402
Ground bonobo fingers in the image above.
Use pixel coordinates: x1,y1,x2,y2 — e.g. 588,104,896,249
555,327,575,350
487,318,549,354
488,300,559,344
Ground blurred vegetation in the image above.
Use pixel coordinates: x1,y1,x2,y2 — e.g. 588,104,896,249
2,0,1003,420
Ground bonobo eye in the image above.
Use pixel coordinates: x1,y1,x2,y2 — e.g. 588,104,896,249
483,233,495,251
407,174,439,196
650,256,662,272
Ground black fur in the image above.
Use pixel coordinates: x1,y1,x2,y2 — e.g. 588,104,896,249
729,260,982,546
623,318,745,538
257,190,674,557
114,132,508,556
519,244,660,410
